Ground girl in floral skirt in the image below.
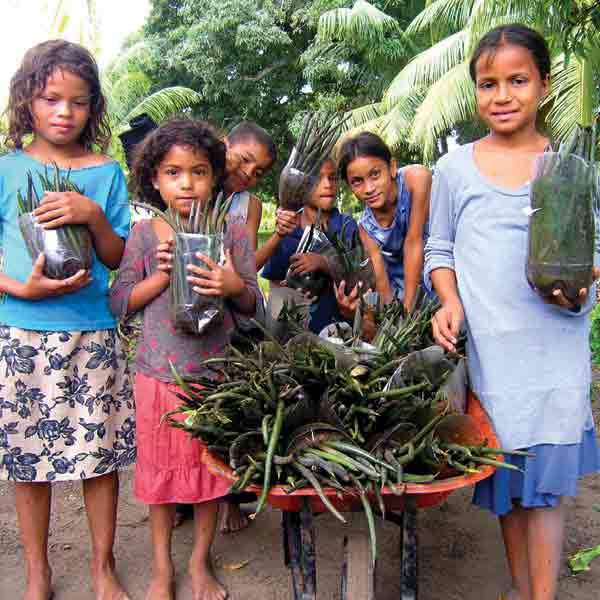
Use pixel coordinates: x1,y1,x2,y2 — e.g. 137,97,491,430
110,118,259,600
0,41,134,600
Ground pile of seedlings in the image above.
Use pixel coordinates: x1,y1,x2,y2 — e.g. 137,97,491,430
169,297,522,561
17,164,93,279
133,194,232,334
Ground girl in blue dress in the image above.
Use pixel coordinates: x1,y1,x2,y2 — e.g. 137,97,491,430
0,41,133,600
337,132,431,311
426,24,600,600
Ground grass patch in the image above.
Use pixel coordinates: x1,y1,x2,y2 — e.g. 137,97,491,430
591,303,600,365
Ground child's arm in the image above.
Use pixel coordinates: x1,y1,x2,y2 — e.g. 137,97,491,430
424,165,464,353
109,225,169,317
403,165,432,311
430,269,464,353
359,227,393,304
0,254,90,300
255,207,297,270
246,194,262,251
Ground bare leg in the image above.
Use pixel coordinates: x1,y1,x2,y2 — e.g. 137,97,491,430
500,506,532,600
219,500,248,534
14,482,53,600
146,504,176,600
189,500,227,600
82,472,129,600
527,502,564,600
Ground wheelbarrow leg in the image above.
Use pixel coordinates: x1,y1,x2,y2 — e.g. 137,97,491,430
299,498,317,599
400,499,418,600
283,511,304,600
340,532,375,600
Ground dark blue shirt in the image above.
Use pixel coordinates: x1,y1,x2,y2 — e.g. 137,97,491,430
262,208,358,333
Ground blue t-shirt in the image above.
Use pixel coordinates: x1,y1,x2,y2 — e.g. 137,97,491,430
0,151,130,332
262,208,358,333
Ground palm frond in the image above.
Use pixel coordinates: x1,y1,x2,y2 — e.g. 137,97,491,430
410,62,476,162
407,0,476,36
119,87,202,133
106,41,150,78
106,71,152,124
342,102,384,132
379,90,427,148
384,30,468,109
543,52,600,142
318,0,400,46
467,0,551,50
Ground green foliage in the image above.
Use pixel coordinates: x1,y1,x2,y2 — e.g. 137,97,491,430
107,0,426,198
333,0,600,162
590,302,600,365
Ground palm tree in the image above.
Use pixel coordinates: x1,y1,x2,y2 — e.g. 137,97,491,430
104,41,203,145
319,0,600,161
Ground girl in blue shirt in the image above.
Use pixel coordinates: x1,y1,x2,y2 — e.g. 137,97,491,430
0,41,133,600
337,132,431,311
426,24,600,600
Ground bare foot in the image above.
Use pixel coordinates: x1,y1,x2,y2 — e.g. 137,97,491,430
24,566,52,600
190,562,227,600
174,503,194,528
92,562,130,600
219,501,248,534
145,568,175,600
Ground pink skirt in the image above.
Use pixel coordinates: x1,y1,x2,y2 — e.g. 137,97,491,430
134,372,230,505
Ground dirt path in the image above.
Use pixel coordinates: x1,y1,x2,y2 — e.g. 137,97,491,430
2,420,599,599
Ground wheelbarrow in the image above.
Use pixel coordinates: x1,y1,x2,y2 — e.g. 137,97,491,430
203,393,499,599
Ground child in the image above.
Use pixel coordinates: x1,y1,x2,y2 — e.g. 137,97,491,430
259,158,387,333
425,24,600,600
223,121,277,250
110,118,258,600
219,121,276,533
337,132,431,311
0,40,133,600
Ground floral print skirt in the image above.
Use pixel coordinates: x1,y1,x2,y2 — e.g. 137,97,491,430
0,326,135,482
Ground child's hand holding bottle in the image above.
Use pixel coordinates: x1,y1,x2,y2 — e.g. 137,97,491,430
274,207,297,237
187,250,245,299
289,252,328,276
34,189,101,229
155,238,174,286
542,266,600,311
19,253,90,300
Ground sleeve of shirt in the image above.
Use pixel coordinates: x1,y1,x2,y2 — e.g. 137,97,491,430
261,237,294,281
423,165,456,292
104,164,131,240
109,221,147,318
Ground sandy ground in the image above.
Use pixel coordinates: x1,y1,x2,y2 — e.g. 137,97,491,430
1,413,599,599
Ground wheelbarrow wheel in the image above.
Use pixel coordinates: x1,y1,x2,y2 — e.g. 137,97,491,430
341,532,375,600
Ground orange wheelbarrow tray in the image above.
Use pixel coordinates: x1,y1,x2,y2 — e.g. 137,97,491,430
202,393,499,600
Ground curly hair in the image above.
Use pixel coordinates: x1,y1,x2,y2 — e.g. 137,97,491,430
7,39,111,152
131,118,226,210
